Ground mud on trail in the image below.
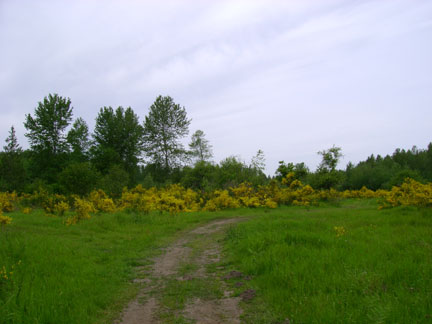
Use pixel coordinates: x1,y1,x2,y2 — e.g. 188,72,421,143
114,218,246,324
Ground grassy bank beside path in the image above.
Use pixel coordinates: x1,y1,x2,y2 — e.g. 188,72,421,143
223,200,432,323
0,209,247,324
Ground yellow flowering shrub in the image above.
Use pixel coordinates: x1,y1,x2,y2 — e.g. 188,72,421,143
0,192,19,212
2,176,430,223
0,213,12,227
203,190,240,211
54,201,70,216
278,182,318,207
379,178,432,209
281,172,296,186
22,207,32,214
120,184,200,215
230,182,261,208
31,190,68,216
159,184,200,214
66,197,96,225
317,188,341,202
88,190,117,213
120,188,155,213
264,198,278,209
342,186,377,199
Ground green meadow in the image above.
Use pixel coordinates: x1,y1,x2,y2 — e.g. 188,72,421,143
1,200,431,323
0,209,236,324
223,201,432,323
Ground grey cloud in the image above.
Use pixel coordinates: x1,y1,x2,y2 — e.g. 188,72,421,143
1,0,431,174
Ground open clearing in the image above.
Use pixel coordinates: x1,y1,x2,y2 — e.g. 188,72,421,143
1,201,431,323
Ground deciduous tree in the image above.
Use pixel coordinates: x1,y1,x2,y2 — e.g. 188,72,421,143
313,145,343,189
24,94,73,181
143,95,191,170
24,93,73,155
317,145,342,172
250,149,265,172
91,106,143,184
67,117,90,162
189,129,213,163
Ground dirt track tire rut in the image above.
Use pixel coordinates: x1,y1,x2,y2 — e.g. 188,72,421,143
115,218,244,324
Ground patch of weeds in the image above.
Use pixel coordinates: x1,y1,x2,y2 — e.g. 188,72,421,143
177,263,199,277
205,261,222,274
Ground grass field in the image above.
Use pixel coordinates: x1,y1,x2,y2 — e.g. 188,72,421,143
0,209,242,324
1,200,431,323
222,200,432,323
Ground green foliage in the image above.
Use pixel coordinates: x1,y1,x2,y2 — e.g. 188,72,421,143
97,164,129,197
310,169,344,190
218,156,249,188
343,144,432,190
91,106,143,184
343,156,399,190
0,208,233,323
3,126,22,154
141,173,155,189
275,161,294,180
181,161,217,191
24,94,73,155
67,117,90,162
317,145,342,172
223,203,432,323
312,146,343,189
387,169,425,187
189,129,213,163
24,94,73,182
0,127,26,191
250,149,265,172
276,161,309,182
143,95,191,169
58,162,100,196
8,92,432,196
217,156,267,188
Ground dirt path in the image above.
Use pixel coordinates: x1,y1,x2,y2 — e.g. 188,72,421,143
114,218,245,324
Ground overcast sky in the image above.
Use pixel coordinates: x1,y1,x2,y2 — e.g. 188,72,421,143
1,0,431,175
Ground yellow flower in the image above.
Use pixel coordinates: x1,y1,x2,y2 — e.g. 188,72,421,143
334,226,346,237
0,214,12,226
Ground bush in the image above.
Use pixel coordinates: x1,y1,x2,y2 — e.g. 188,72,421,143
98,165,129,197
58,163,100,196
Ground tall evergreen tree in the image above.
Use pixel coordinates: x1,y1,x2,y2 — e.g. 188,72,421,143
4,126,22,154
0,126,26,191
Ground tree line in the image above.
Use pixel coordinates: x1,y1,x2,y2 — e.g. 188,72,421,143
0,93,266,195
276,144,432,190
0,93,431,195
